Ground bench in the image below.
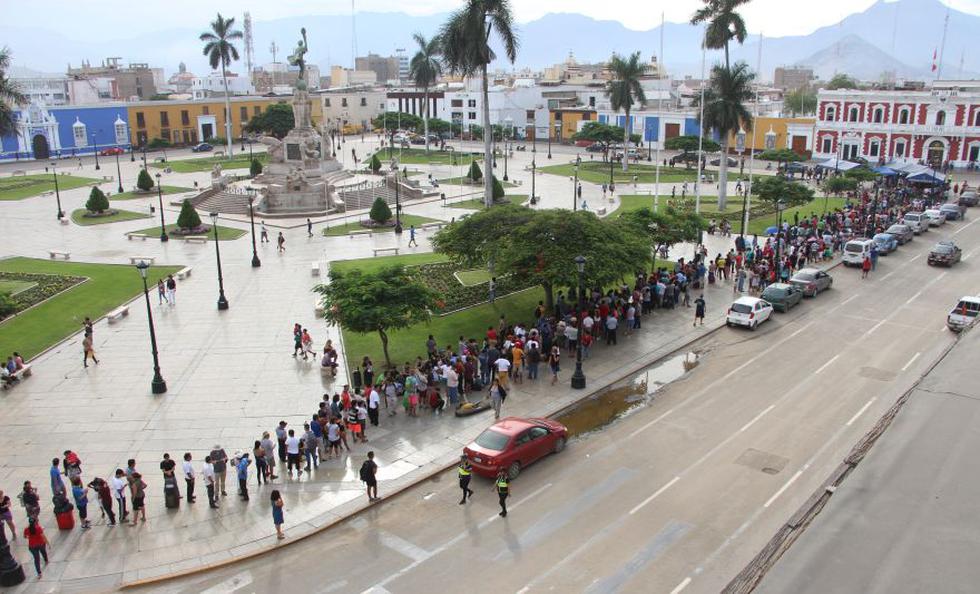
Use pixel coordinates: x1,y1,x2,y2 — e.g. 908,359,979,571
59,217,69,226
154,157,166,163
177,267,193,280
49,250,70,260
107,305,130,323
214,151,225,158
41,191,54,197
373,247,400,257
126,233,148,241
348,229,373,238
185,237,208,244
311,262,320,277
129,256,155,265
11,170,26,176
1,364,32,390
314,296,325,316
596,207,607,216
420,222,444,231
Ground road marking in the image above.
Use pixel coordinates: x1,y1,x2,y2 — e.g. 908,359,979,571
201,572,254,594
846,397,877,426
901,351,921,371
628,407,676,439
764,470,804,508
953,217,979,235
378,531,432,563
863,319,887,337
739,404,776,433
839,294,859,306
584,521,692,594
670,577,693,594
908,254,921,262
814,354,840,375
629,476,681,515
905,289,924,305
880,270,897,281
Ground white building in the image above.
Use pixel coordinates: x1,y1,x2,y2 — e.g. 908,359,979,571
191,71,255,99
9,67,69,106
318,88,387,132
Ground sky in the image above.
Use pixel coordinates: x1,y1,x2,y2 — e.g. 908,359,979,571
7,0,980,39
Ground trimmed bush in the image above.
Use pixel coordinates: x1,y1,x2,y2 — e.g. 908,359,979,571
147,138,171,149
250,158,263,177
369,153,382,173
0,292,15,319
492,176,505,201
176,199,202,230
369,197,392,224
136,168,155,192
467,160,483,182
85,187,110,214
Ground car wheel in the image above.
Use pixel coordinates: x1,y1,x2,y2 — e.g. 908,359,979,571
553,437,566,454
750,321,757,331
507,461,522,480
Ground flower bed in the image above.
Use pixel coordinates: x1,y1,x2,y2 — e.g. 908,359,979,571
0,272,86,322
409,262,536,313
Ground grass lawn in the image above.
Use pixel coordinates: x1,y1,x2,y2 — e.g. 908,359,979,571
0,280,36,296
455,269,492,286
369,148,479,166
127,223,247,241
448,194,527,210
437,176,518,188
70,208,151,226
151,153,267,173
329,252,448,276
746,196,845,235
612,194,722,216
539,161,698,185
109,186,194,200
322,214,440,237
0,174,100,201
0,258,182,360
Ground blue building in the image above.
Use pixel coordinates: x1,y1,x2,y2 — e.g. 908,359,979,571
0,102,131,161
597,111,715,148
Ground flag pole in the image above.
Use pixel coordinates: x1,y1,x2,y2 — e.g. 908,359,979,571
654,11,664,212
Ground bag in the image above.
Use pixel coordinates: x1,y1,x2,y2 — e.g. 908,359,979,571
359,461,372,482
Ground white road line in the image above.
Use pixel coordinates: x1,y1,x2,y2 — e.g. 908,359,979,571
670,577,693,594
739,405,776,433
628,476,680,515
813,354,840,375
764,470,804,508
908,254,921,262
846,397,877,426
953,217,979,235
378,531,432,563
839,294,860,306
863,319,887,337
905,289,924,305
901,351,921,371
880,270,896,281
628,407,676,439
201,571,254,594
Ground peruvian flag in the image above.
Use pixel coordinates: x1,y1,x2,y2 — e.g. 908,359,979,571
931,48,938,72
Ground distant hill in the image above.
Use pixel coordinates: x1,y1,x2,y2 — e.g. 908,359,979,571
794,35,931,81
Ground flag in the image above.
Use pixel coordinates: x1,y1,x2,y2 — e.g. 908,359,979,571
932,48,938,72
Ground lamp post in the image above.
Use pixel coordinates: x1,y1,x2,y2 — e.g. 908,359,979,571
573,155,581,211
155,173,169,242
115,150,123,194
130,143,135,162
92,132,101,170
247,189,261,267
570,255,587,389
547,120,553,159
736,127,746,238
531,134,537,205
141,144,148,170
209,212,230,310
775,199,786,280
135,260,167,394
50,161,64,220
503,140,509,181
393,171,403,234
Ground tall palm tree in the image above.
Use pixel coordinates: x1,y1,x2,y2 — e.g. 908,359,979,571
690,0,749,69
701,62,754,211
440,0,518,208
0,47,28,138
200,13,243,157
409,33,442,154
605,52,646,173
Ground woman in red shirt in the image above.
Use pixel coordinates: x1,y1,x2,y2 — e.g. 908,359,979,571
23,517,48,578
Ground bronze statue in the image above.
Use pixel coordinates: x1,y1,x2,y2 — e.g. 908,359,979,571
288,28,309,89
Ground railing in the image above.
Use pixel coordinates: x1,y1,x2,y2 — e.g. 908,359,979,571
816,120,977,136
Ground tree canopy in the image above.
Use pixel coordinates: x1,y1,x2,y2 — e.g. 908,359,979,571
85,187,110,214
784,88,817,116
758,148,803,162
176,199,203,230
691,0,750,68
825,74,859,90
572,122,627,151
136,168,155,191
664,135,721,153
245,103,294,139
369,197,392,223
751,175,815,207
372,112,424,133
824,175,858,195
0,48,27,137
605,51,647,172
431,203,534,271
619,206,705,248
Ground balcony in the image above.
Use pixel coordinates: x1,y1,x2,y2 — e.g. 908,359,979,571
816,119,977,136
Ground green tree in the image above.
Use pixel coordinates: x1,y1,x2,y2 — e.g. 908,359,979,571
315,266,437,368
136,168,155,192
148,138,171,149
690,0,749,70
369,197,392,224
467,160,483,182
249,158,263,177
605,51,646,173
824,175,858,196
369,153,382,173
701,62,755,211
620,206,705,247
0,291,15,319
784,87,817,116
432,203,535,276
752,175,815,207
826,74,858,90
758,148,803,162
844,167,878,182
85,187,110,214
176,198,202,230
441,0,519,208
572,122,627,154
200,13,243,156
492,175,505,201
427,118,451,135
467,124,484,140
0,47,27,137
410,33,443,153
245,103,294,139
664,135,721,153
371,112,423,134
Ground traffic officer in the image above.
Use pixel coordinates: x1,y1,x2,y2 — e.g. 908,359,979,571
495,470,509,517
458,455,475,505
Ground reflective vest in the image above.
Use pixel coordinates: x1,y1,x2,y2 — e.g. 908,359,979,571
496,478,509,494
458,464,471,478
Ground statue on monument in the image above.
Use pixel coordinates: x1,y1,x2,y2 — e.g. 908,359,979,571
302,136,320,161
288,28,309,90
259,136,284,163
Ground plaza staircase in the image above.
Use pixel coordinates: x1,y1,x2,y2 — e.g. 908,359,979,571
337,182,400,211
195,190,252,215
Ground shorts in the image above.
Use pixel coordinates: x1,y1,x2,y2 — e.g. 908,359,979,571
0,510,11,522
132,496,145,510
364,478,377,488
349,423,361,433
329,439,340,448
288,453,301,465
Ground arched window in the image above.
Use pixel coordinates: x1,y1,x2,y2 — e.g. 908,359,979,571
898,108,909,125
822,137,832,153
935,111,946,126
869,140,880,158
974,111,980,127
826,106,836,121
873,108,883,123
894,139,906,157
849,107,859,122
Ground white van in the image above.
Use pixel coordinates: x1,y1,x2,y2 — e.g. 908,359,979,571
842,238,874,267
947,296,980,332
903,212,929,234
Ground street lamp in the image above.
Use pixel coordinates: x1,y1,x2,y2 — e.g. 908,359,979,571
247,189,261,267
50,161,64,220
155,173,169,242
547,120,553,159
130,143,135,162
573,155,581,211
115,150,123,194
531,133,537,205
570,255,587,390
135,260,167,394
209,212,229,310
92,132,101,170
393,171,403,234
503,140,509,181
775,199,787,281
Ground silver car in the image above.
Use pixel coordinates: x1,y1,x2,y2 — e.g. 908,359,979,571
789,268,833,297
885,223,913,244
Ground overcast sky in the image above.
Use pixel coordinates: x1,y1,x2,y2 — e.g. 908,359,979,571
8,0,980,38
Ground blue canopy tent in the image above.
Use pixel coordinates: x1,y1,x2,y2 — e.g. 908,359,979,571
872,166,898,176
906,170,944,185
815,158,862,171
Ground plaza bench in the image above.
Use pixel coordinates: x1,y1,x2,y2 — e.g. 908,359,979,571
314,296,325,316
420,222,444,231
373,247,399,257
11,170,26,176
177,267,193,280
126,233,148,241
49,250,70,260
214,151,225,158
106,305,130,323
129,256,154,265
311,262,320,277
185,237,208,244
41,191,54,197
596,207,607,216
348,229,373,238
1,364,32,390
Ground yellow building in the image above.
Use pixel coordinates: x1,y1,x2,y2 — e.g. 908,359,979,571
126,97,289,147
726,116,816,155
549,108,597,142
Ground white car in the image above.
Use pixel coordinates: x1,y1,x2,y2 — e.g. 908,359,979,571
902,212,929,234
726,296,774,330
948,296,980,332
923,209,947,226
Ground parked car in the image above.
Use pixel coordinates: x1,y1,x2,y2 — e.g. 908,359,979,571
885,224,914,245
902,212,929,234
585,143,606,153
923,209,947,226
191,143,213,153
409,135,426,145
99,147,124,156
872,232,899,255
669,152,701,166
783,162,806,174
959,191,978,207
726,296,774,330
947,296,980,332
940,203,964,221
789,268,833,297
463,417,568,479
928,240,962,266
761,283,803,312
842,238,874,266
710,155,738,167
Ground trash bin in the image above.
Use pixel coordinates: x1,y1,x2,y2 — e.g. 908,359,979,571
150,205,156,213
163,475,180,509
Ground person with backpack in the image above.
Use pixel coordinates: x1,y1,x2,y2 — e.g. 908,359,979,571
526,343,541,380
88,477,116,525
360,451,378,502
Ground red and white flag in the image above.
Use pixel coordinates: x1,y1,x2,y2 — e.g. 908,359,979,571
931,48,938,72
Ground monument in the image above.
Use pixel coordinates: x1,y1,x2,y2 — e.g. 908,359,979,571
252,28,342,215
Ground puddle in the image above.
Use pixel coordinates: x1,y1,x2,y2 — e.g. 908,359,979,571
557,351,699,438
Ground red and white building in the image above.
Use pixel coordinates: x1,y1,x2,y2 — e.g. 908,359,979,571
813,81,980,168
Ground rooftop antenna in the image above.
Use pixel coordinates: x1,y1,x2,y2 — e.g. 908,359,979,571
270,41,279,64
936,6,949,79
243,12,255,73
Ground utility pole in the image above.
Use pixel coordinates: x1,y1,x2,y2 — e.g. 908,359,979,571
269,41,279,64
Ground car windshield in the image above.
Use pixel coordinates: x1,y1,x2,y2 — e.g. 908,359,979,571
793,273,815,282
905,214,921,220
764,288,787,298
845,244,865,253
731,303,753,314
933,245,953,254
887,226,905,233
954,301,980,316
474,429,510,451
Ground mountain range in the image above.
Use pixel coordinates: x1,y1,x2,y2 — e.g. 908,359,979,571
2,0,976,83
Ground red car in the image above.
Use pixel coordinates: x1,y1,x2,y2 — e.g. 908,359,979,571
100,147,124,156
463,417,568,479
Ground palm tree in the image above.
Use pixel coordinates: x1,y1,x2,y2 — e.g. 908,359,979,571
0,47,27,138
690,0,749,69
200,13,243,157
701,62,754,211
409,33,443,154
440,0,518,208
605,52,646,173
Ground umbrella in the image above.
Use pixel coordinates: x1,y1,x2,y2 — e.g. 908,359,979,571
766,226,778,235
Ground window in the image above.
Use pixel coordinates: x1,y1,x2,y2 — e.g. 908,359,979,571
935,111,946,125
342,98,348,107
160,112,169,127
451,99,462,107
325,98,331,107
468,99,477,108
136,112,145,128
451,111,463,122
526,110,535,120
873,108,883,123
895,140,906,157
849,107,859,122
899,108,909,124
589,96,595,107
360,97,367,106
969,144,979,162
973,111,980,126
822,137,832,153
869,140,880,157
181,110,190,126
254,106,261,116
160,129,171,141
240,106,248,121
825,106,836,121
528,426,549,440
468,112,476,120
203,106,210,115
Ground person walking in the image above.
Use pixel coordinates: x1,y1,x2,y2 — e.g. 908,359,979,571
260,221,269,243
277,232,286,253
70,477,91,529
203,455,218,508
271,490,286,539
605,314,618,345
110,469,128,522
276,421,289,463
165,274,177,306
157,279,166,305
0,489,16,537
82,334,99,368
253,440,268,485
89,477,115,525
302,423,319,472
20,481,40,521
23,517,49,579
360,451,378,502
861,255,871,279
495,470,509,518
307,218,313,238
407,225,418,247
549,346,561,386
367,388,380,427
458,455,475,504
694,294,706,327
129,473,146,525
489,378,505,419
209,445,228,498
237,452,252,501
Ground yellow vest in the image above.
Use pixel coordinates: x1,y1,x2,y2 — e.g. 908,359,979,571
496,478,509,493
458,464,471,477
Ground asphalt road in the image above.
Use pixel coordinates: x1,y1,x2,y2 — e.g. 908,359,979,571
141,216,980,594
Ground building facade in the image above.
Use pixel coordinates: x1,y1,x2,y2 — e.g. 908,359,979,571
813,83,980,168
725,116,816,154
320,89,387,133
355,54,400,85
597,111,704,148
773,67,813,91
67,58,160,101
0,103,131,160
126,96,285,147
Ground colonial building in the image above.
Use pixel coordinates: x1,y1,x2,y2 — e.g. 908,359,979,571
813,81,980,168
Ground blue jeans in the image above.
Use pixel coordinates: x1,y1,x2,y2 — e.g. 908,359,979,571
447,386,459,406
527,363,539,380
304,449,318,470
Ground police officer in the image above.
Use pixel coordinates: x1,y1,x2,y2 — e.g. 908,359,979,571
458,456,475,505
495,470,509,517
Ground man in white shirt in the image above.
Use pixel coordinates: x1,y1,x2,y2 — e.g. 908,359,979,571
202,456,218,509
445,367,460,407
285,429,302,476
368,390,381,427
495,356,511,389
110,469,128,521
182,453,196,504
